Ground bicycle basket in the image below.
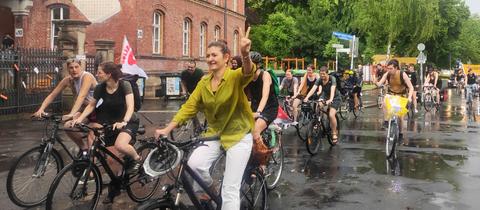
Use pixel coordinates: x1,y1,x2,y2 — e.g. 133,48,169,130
143,142,183,177
384,94,408,119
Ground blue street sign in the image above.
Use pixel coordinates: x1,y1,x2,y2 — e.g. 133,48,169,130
332,31,354,41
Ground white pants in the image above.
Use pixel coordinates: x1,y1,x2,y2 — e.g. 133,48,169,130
187,133,253,210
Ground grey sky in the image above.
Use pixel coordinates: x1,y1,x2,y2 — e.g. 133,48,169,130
465,0,480,15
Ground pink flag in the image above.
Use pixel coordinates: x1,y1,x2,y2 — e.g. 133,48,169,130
121,36,148,78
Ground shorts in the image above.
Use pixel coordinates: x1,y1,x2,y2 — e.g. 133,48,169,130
103,119,140,147
256,105,279,126
330,98,342,110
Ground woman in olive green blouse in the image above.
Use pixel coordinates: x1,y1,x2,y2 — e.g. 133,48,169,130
155,28,255,209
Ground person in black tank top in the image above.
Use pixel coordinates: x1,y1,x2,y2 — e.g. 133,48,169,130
292,65,319,122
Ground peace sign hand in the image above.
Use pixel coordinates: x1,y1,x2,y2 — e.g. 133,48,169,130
240,27,251,57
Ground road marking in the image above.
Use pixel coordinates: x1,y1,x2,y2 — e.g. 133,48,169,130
139,110,178,113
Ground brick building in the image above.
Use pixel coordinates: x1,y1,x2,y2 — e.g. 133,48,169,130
0,0,246,96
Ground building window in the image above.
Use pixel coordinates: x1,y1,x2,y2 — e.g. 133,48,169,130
233,30,239,56
214,25,221,41
183,18,191,56
153,11,163,54
233,0,238,12
199,22,207,57
50,6,70,50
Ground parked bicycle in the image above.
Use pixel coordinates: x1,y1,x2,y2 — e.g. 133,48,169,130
6,113,84,208
45,123,160,210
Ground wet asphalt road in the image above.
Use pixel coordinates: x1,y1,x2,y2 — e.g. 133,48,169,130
1,89,480,210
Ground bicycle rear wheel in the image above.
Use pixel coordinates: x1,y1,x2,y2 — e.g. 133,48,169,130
46,161,102,210
127,142,162,202
385,118,398,159
7,145,63,207
240,169,267,210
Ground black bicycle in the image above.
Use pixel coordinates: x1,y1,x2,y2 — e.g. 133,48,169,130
45,123,160,210
139,136,268,210
306,100,339,155
338,88,362,120
6,113,84,208
296,101,316,141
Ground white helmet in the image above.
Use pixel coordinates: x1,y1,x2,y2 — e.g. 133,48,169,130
143,142,183,177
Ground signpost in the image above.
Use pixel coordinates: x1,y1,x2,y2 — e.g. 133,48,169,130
332,44,344,72
333,32,357,70
417,43,426,91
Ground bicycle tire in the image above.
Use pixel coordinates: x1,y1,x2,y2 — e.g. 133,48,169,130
424,93,433,112
240,169,268,210
6,145,64,208
306,120,322,155
46,161,102,210
338,99,349,120
127,142,162,202
295,111,309,141
385,118,398,159
353,105,362,119
265,132,284,190
407,103,414,119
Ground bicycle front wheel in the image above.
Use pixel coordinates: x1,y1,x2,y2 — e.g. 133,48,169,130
296,111,309,141
306,120,322,155
385,119,398,159
46,161,102,210
424,93,434,112
7,145,63,207
265,133,284,190
240,169,268,210
127,142,162,202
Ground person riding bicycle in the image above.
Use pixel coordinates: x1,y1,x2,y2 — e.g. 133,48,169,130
424,67,441,105
292,64,319,123
33,58,97,156
155,28,256,210
455,68,466,87
344,69,362,111
70,62,142,204
303,66,341,144
466,68,478,97
376,59,414,140
406,64,419,113
181,60,204,96
246,51,279,167
375,64,386,83
279,69,298,97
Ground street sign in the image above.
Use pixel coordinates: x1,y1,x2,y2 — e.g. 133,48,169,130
332,44,344,49
336,48,350,53
417,52,427,64
332,32,354,41
417,43,425,51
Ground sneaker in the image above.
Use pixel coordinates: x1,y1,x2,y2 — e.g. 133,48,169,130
126,157,142,175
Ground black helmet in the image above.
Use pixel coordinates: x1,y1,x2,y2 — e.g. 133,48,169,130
249,51,262,64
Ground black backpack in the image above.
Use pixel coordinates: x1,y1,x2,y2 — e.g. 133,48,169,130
121,74,142,112
329,72,345,94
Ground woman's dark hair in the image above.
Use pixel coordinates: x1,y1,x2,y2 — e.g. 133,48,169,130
207,40,231,55
307,64,315,70
231,55,243,69
387,59,400,69
99,61,122,82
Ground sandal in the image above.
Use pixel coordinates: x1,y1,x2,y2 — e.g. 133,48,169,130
331,133,339,145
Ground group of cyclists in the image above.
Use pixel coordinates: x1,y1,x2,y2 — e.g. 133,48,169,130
16,21,480,209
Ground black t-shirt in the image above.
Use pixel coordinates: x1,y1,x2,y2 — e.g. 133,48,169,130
315,76,340,99
467,73,477,85
246,71,278,112
94,81,136,124
181,68,204,93
406,71,417,86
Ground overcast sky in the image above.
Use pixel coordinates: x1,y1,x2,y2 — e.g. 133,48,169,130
465,0,480,15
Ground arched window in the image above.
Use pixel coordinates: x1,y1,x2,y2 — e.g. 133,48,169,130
214,25,221,41
153,11,164,54
183,18,191,56
199,22,207,57
50,6,70,50
233,30,239,56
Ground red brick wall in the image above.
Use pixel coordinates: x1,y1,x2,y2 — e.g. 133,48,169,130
18,0,245,73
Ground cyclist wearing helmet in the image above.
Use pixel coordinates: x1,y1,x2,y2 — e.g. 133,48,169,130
466,68,478,95
292,64,319,122
246,51,279,165
155,27,256,209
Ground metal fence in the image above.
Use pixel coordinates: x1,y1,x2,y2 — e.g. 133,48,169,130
0,48,65,115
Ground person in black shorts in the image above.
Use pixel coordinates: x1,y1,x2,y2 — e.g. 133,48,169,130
72,62,141,203
304,66,341,144
246,52,279,146
181,60,204,95
406,64,418,113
